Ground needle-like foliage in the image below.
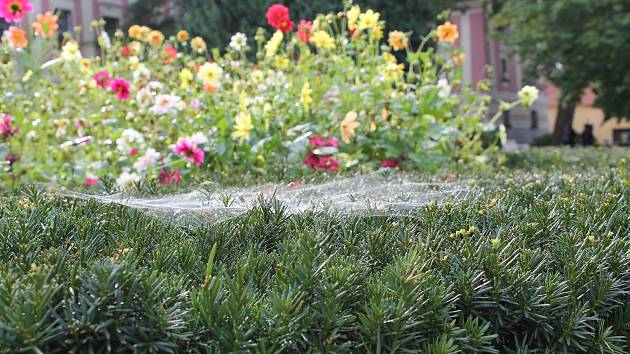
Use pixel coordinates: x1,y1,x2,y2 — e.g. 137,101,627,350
0,149,629,353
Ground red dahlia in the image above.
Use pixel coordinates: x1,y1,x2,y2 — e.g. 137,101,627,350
265,4,294,33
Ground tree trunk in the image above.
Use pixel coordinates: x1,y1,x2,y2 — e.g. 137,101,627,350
551,99,577,145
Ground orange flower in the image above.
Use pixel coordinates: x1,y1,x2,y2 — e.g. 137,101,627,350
381,107,389,121
6,26,27,49
176,30,189,42
340,111,360,144
32,11,58,38
204,83,217,94
191,36,206,52
436,21,458,43
453,52,466,66
147,30,164,47
128,25,149,40
388,31,408,51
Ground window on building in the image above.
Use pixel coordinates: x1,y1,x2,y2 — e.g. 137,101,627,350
103,16,120,36
503,111,511,129
501,57,510,83
56,9,73,44
613,129,630,146
530,110,538,130
57,9,73,32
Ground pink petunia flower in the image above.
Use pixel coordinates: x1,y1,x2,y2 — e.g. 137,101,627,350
128,147,139,156
93,70,111,88
0,0,33,23
110,77,130,100
173,139,204,166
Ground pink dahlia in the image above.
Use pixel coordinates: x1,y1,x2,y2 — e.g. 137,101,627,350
317,156,340,173
190,98,201,111
110,77,130,100
6,153,17,166
310,135,338,147
0,0,33,23
296,20,312,43
163,46,177,63
310,135,326,147
173,139,204,166
380,159,400,169
303,151,319,168
304,135,340,172
93,70,111,88
0,114,18,139
85,177,100,186
325,137,338,147
159,168,181,185
304,154,339,173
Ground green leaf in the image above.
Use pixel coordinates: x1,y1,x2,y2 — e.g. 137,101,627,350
205,242,218,278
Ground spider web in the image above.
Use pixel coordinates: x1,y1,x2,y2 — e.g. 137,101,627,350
58,172,475,226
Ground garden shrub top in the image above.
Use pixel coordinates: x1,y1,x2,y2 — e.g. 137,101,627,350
0,148,628,352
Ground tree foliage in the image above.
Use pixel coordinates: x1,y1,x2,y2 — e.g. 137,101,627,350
488,0,630,120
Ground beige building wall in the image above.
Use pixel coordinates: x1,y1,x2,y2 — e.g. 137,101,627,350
548,105,630,146
546,86,630,145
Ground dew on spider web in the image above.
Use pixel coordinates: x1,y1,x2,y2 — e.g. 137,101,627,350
57,171,475,226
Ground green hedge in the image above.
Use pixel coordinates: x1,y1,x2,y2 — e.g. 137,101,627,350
0,149,629,352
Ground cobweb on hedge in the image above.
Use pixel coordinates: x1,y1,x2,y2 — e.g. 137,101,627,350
59,172,474,226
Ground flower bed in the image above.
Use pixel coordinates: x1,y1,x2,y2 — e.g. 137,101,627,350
1,2,536,189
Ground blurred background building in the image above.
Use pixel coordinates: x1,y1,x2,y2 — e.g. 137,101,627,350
453,2,550,145
545,86,630,146
454,1,630,146
7,0,132,55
